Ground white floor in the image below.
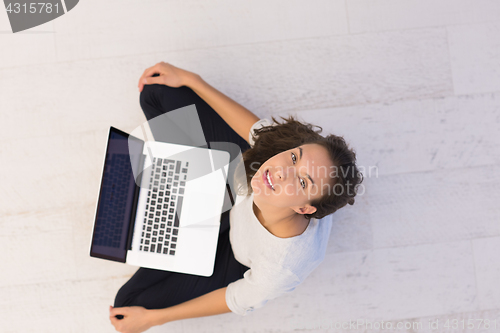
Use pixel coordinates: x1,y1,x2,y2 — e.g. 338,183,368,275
1,1,500,332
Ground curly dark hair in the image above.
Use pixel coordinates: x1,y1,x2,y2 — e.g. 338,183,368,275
235,115,363,220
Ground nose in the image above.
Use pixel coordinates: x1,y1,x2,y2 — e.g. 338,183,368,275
275,166,294,182
274,168,282,182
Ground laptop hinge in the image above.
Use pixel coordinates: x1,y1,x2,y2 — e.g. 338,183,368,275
126,153,147,251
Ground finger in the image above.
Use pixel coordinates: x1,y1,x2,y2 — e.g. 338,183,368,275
142,63,160,79
138,63,162,88
140,76,164,91
110,316,120,326
109,306,127,317
109,317,122,331
138,68,155,87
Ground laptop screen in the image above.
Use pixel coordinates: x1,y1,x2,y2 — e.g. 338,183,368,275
90,127,144,262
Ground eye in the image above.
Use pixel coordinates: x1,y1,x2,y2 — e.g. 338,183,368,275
291,152,306,189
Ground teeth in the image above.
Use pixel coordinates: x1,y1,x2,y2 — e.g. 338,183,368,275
266,170,274,190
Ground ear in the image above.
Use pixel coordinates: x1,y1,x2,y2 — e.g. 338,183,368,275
293,205,317,215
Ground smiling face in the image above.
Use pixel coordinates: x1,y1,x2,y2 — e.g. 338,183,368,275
250,143,335,215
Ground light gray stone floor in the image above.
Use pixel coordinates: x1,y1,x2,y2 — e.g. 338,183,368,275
1,1,499,332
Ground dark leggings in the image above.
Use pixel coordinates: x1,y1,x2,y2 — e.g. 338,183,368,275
113,83,251,309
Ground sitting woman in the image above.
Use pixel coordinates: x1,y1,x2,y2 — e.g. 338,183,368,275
109,62,363,333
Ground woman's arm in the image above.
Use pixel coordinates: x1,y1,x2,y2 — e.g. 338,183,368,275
139,62,260,144
185,74,260,144
109,287,230,332
149,286,230,326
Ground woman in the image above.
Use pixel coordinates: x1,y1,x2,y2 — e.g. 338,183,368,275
109,62,363,333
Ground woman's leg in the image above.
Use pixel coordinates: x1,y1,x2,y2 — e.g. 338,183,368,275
114,213,248,309
139,83,250,153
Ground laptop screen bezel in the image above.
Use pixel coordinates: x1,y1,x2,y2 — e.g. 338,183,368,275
89,126,144,263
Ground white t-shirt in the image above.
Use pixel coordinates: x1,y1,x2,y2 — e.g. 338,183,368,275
247,118,273,146
224,119,333,316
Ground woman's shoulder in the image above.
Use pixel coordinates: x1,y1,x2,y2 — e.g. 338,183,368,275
282,216,333,267
251,118,273,129
248,118,273,146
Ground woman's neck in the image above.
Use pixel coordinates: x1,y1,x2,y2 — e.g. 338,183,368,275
252,201,309,238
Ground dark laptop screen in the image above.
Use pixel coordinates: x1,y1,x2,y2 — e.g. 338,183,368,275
90,127,144,262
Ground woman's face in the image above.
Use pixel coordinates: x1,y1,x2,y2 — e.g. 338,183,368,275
251,143,334,214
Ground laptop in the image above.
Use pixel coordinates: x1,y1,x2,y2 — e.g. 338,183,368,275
89,126,230,277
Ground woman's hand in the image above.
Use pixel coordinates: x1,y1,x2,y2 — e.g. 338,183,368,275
138,62,197,92
109,305,158,333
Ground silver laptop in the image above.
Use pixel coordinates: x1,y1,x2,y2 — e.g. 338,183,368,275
89,126,230,277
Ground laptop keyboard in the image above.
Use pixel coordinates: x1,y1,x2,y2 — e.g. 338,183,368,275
139,157,188,256
94,153,131,248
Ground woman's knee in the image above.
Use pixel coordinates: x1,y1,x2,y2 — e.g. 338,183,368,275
113,284,136,308
140,85,169,120
139,84,193,122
